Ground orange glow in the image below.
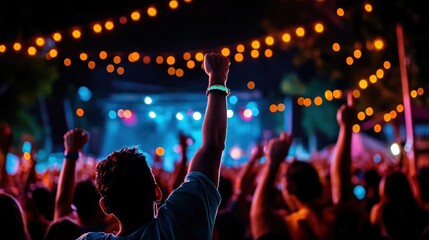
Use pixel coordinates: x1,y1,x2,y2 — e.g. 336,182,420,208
417,87,424,95
13,42,22,51
383,61,391,69
269,104,278,112
123,110,132,118
390,111,397,119
333,89,342,99
166,56,176,65
187,60,195,69
369,75,378,84
0,45,6,52
352,124,360,133
93,23,103,33
297,97,305,105
278,103,285,112
80,53,88,61
27,46,37,56
195,52,204,61
183,52,191,60
265,36,274,46
365,107,373,116
234,53,244,62
167,67,175,75
352,89,361,99
332,43,340,52
221,48,230,57
143,56,151,64
383,113,391,122
106,64,115,73
376,69,384,79
99,51,108,59
325,90,333,101
35,37,45,46
247,81,255,90
176,68,184,77
113,56,121,64
357,112,366,121
314,96,323,106
147,7,157,17
52,32,62,42
295,27,305,37
131,11,141,21
169,0,179,9
49,49,58,58
76,108,84,117
359,79,368,89
374,124,382,133
23,152,31,160
88,61,96,69
336,8,344,17
314,23,324,33
353,49,362,59
117,67,124,75
346,57,354,65
105,21,114,30
303,98,312,107
72,29,81,39
374,39,384,50
396,104,404,112
251,40,260,49
282,33,291,43
156,147,165,156
264,49,273,58
410,90,417,98
156,56,164,64
236,44,245,53
64,58,72,66
251,50,259,58
129,52,140,62
364,3,373,12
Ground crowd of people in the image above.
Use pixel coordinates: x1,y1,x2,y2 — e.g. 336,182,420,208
1,52,429,240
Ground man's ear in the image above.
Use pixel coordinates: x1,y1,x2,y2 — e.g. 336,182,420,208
155,184,162,203
99,198,111,214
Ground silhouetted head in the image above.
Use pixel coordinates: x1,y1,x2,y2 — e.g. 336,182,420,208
74,179,102,222
0,192,30,240
284,160,323,203
380,171,415,205
95,146,158,222
44,218,83,240
31,186,54,221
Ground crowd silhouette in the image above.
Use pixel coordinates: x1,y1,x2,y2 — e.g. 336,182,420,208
1,53,429,240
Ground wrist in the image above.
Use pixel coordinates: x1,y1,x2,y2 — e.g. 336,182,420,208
64,151,79,160
206,84,230,96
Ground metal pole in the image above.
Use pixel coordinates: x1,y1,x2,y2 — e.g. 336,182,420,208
396,23,416,174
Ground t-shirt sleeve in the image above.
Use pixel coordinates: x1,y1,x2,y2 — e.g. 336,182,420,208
157,171,221,240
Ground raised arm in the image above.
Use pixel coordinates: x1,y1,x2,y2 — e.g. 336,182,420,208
54,128,89,220
233,143,264,205
250,133,292,239
330,97,356,204
188,53,230,187
168,132,189,193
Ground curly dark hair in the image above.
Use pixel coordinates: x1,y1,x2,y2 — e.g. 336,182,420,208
95,146,156,219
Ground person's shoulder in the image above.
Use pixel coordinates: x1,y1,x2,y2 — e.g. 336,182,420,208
76,232,109,240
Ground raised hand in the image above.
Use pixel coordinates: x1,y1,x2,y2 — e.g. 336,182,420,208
63,128,89,153
204,52,230,86
266,132,293,168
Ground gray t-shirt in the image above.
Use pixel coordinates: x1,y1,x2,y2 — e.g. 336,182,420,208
77,171,221,240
